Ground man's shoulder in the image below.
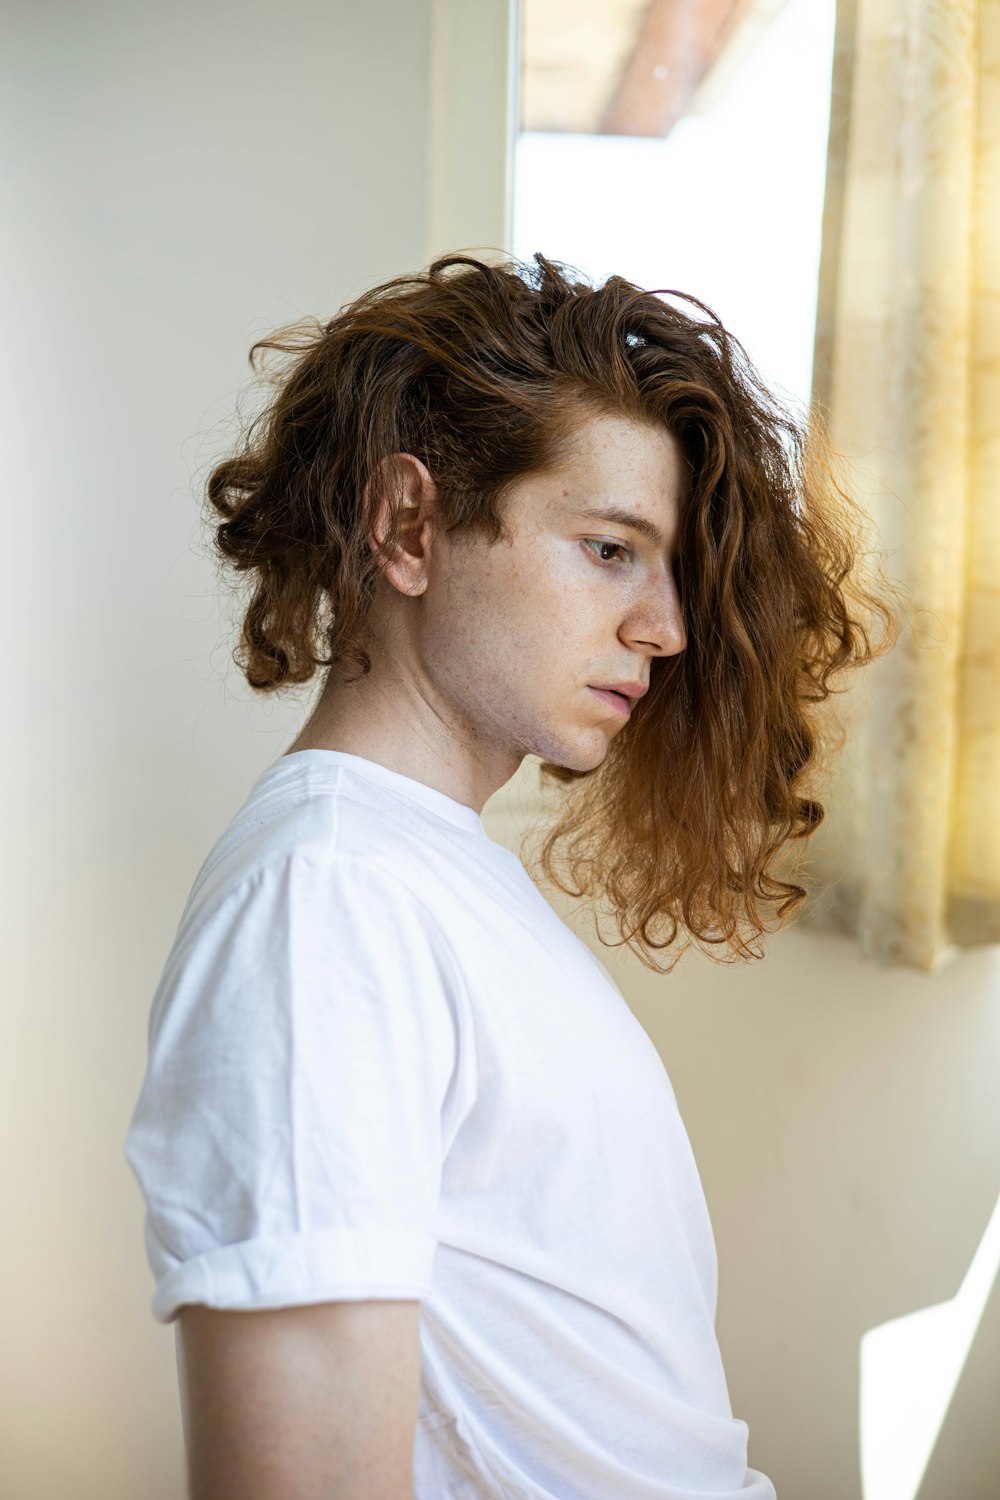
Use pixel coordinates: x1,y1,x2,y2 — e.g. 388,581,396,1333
190,768,434,908
159,798,466,1024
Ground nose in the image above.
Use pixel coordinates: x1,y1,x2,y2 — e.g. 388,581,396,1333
620,570,687,658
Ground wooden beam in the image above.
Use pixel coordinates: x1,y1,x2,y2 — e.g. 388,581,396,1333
599,0,754,137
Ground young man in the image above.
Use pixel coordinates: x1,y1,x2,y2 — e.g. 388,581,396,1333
125,253,893,1499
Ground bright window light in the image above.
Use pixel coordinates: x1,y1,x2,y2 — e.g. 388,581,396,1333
513,0,837,416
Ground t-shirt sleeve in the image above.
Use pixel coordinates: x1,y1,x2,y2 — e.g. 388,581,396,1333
123,850,475,1323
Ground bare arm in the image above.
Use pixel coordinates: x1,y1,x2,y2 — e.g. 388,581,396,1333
176,1298,422,1500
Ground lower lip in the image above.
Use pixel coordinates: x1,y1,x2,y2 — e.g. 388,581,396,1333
588,687,632,717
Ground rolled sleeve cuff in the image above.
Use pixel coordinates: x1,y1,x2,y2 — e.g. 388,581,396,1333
146,1222,438,1323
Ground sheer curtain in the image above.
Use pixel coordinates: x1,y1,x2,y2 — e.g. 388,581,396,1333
802,0,1000,969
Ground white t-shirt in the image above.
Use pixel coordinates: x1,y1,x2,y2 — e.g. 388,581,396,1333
124,749,775,1499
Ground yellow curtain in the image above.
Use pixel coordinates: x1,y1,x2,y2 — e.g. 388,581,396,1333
802,0,1000,969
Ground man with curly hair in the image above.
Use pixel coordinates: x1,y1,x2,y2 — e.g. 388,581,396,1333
125,253,894,1499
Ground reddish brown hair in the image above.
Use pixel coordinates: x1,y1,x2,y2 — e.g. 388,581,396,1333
206,251,902,970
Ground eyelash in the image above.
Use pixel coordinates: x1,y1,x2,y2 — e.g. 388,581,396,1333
584,538,633,566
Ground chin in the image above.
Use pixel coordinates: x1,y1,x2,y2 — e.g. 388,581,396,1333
532,729,611,774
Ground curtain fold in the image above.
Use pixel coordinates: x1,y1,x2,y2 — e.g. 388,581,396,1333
801,0,1000,969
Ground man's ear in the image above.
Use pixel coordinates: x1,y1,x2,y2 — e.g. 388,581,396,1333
364,452,440,598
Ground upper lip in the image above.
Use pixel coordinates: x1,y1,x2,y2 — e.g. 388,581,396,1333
591,681,649,702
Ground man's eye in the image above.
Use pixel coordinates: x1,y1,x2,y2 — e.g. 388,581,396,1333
584,539,632,565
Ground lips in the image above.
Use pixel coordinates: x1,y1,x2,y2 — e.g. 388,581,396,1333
592,681,649,702
588,686,633,718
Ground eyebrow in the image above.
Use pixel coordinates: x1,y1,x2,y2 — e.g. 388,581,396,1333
573,505,671,551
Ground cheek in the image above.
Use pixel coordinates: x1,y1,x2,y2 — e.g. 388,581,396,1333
469,549,554,634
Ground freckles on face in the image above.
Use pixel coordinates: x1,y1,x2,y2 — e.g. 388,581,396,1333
414,522,551,740
416,511,611,768
418,410,684,766
471,503,633,737
465,525,570,701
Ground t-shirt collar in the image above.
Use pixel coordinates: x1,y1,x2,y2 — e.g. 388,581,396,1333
274,748,488,838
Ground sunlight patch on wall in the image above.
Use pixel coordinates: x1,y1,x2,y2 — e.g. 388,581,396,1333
860,1189,1000,1500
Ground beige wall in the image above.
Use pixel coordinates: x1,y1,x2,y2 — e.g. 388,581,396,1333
2,2,436,1495
4,2,999,1497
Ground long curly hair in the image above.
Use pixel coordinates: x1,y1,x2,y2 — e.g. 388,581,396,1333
205,251,903,972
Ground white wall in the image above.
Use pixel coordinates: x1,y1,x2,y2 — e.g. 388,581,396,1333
1,3,434,1495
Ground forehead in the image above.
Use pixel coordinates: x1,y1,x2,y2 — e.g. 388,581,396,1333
536,411,686,529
